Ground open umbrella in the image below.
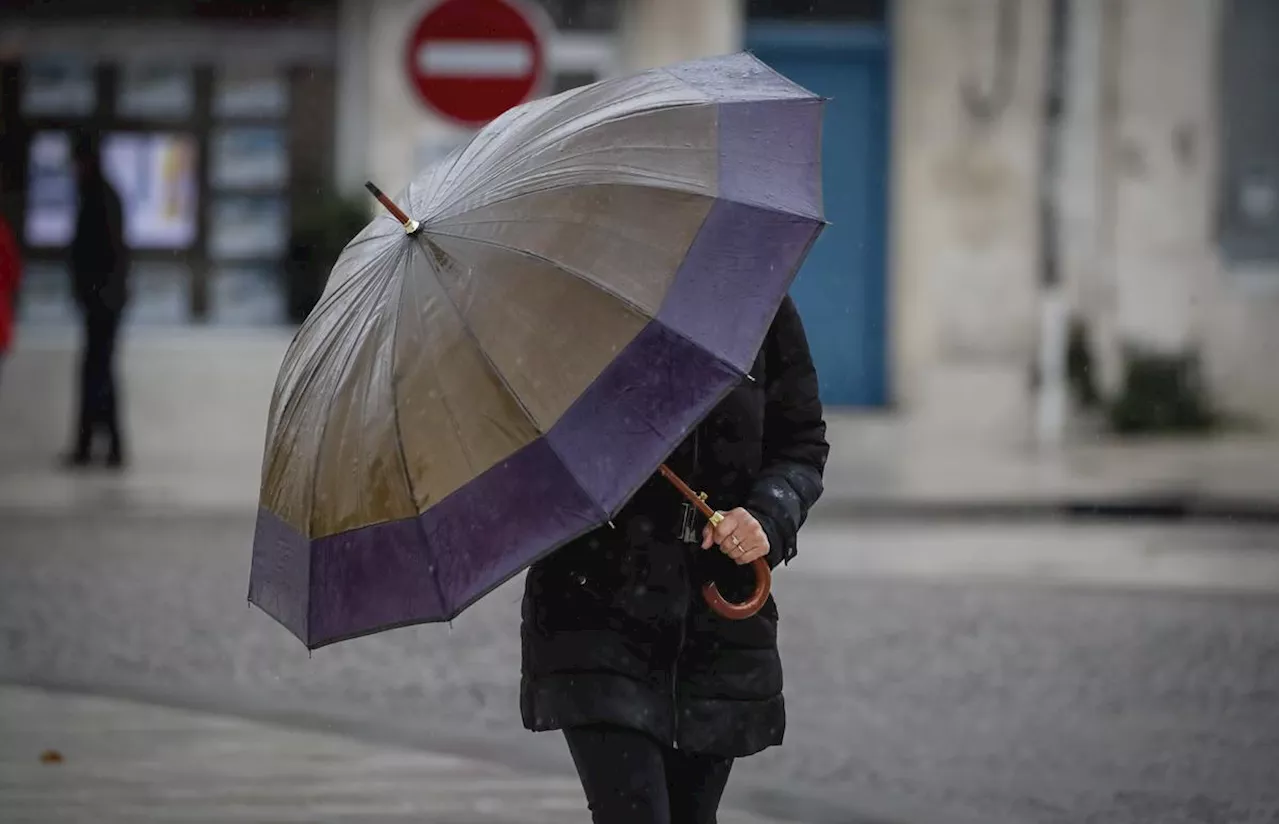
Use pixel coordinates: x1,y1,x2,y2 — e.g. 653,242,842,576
250,52,825,649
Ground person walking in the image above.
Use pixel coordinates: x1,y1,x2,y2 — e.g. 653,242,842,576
65,132,129,468
520,295,828,824
0,204,21,388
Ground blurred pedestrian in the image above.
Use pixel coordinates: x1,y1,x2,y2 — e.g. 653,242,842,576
65,132,129,469
521,296,829,824
0,203,20,387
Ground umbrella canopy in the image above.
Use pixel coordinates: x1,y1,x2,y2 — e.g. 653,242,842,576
250,52,825,649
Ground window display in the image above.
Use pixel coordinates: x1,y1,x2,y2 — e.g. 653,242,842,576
104,133,200,249
24,132,76,247
209,195,288,259
117,64,194,119
213,68,289,118
25,131,199,250
22,58,96,116
210,127,288,189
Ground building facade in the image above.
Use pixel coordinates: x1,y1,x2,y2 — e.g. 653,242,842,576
1,0,1273,432
891,0,1276,434
0,0,340,325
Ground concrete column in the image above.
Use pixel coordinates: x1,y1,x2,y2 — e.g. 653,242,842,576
890,0,1049,442
1110,0,1217,354
618,0,742,73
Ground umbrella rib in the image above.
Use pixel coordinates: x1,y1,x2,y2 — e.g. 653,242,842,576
424,223,752,388
421,228,755,374
401,249,489,486
423,229,657,322
428,87,663,210
433,204,705,255
429,100,709,218
306,262,402,541
459,144,715,195
432,176,819,232
413,236,613,525
386,257,451,617
407,144,473,226
291,218,401,342
433,168,710,223
414,239,545,438
266,262,393,518
267,240,403,493
658,58,819,103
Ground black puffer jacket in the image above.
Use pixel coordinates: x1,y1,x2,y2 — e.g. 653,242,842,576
520,296,828,757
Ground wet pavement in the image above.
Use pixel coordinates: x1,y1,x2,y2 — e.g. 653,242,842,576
0,684,598,824
0,510,1274,824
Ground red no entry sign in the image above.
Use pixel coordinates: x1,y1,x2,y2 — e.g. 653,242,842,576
404,0,549,127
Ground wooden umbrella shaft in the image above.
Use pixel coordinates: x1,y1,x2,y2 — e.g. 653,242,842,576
365,181,419,234
657,463,771,620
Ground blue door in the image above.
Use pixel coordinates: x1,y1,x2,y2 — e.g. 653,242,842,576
747,26,890,407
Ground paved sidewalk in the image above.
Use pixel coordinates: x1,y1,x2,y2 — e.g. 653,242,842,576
0,325,1273,518
0,685,787,824
816,416,1277,520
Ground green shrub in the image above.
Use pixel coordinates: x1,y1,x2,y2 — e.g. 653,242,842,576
285,192,371,323
1107,348,1216,433
1066,317,1101,408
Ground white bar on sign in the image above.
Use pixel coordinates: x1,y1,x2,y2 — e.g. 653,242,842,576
417,41,534,78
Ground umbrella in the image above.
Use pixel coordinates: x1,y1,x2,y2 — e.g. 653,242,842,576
250,52,825,649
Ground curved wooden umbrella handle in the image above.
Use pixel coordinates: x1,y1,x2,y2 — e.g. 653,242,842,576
658,464,772,621
701,558,771,620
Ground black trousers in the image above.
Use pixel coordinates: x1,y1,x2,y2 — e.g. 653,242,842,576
563,725,734,824
73,307,123,460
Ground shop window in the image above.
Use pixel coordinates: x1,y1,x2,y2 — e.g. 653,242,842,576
24,130,198,250
21,58,95,116
209,195,288,259
210,264,287,325
214,68,289,118
15,260,75,324
1218,0,1278,264
126,261,191,325
24,131,75,247
118,64,194,120
210,127,288,189
103,132,199,249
